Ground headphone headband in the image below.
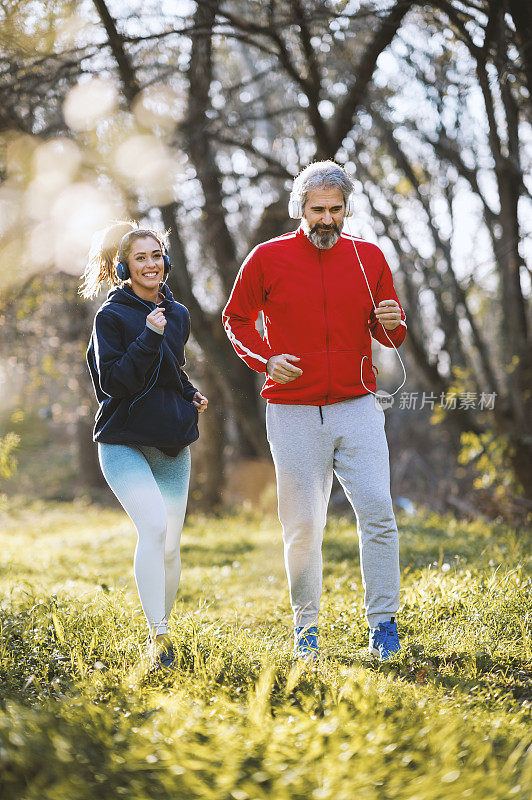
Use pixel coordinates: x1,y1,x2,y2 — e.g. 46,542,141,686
118,229,163,263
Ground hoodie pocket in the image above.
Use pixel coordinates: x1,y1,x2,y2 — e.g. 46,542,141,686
126,386,199,445
328,349,376,397
263,351,328,398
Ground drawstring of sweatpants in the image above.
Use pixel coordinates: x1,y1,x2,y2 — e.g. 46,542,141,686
319,405,324,425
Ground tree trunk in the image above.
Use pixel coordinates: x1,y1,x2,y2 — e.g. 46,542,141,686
189,363,225,512
76,416,105,490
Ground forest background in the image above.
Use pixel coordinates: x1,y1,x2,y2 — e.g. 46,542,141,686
0,0,531,526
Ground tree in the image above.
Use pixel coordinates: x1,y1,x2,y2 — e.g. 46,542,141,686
1,0,530,511
364,1,532,501
2,0,417,487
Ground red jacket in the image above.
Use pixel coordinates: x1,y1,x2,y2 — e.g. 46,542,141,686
222,226,406,404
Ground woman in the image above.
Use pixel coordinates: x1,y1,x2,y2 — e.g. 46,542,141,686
80,221,208,672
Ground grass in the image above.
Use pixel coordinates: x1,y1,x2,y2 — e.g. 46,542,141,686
0,496,530,799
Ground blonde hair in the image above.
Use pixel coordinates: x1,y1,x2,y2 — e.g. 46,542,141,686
78,220,168,300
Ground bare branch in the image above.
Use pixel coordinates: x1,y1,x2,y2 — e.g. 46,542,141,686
330,1,413,153
91,0,141,104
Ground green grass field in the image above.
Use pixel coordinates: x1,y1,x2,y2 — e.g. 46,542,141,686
0,496,530,799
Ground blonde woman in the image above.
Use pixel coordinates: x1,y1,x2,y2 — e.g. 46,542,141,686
80,221,208,672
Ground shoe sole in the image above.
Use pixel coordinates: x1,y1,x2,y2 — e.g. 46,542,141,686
294,650,319,662
148,660,175,673
368,645,401,661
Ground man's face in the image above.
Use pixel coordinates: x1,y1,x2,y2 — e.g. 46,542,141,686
301,186,345,249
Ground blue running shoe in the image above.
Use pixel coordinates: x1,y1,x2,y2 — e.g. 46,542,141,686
157,644,176,669
146,639,176,673
368,617,401,661
294,626,319,661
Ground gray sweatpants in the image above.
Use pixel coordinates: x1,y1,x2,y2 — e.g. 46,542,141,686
265,393,400,630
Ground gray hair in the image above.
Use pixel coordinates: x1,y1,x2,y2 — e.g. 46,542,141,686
291,160,354,207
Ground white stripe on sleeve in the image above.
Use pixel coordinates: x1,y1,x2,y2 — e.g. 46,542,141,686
223,319,268,364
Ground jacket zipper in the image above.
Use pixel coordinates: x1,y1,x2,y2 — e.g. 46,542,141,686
319,250,331,405
125,292,164,415
127,349,163,415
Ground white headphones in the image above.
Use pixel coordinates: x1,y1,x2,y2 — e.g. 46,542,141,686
288,193,356,219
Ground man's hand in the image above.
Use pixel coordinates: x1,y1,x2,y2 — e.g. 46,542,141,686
374,300,402,331
266,354,303,383
192,391,209,413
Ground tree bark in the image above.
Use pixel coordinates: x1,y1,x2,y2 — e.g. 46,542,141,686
159,203,269,457
92,0,141,103
189,363,225,512
507,0,532,106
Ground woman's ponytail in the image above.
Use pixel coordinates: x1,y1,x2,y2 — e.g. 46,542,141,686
78,220,136,300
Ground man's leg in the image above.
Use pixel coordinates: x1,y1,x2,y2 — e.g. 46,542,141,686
266,402,334,629
329,394,400,630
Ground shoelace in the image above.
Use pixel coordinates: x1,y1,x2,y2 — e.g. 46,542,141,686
375,621,399,651
296,627,318,653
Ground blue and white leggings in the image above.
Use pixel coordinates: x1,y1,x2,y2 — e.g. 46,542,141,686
98,443,191,637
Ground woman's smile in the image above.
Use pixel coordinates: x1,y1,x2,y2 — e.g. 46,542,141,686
127,236,165,300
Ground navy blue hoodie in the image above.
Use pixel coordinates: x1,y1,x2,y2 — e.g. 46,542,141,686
86,283,199,456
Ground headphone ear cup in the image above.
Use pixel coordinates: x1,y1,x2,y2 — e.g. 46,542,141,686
163,253,172,276
288,196,303,219
345,195,355,217
116,261,129,281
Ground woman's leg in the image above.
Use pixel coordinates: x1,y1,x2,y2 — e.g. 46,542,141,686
138,446,191,622
98,443,169,637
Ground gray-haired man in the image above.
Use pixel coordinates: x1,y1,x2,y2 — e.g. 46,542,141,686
223,161,407,661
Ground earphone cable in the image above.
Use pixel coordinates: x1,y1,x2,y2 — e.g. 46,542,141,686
344,216,407,398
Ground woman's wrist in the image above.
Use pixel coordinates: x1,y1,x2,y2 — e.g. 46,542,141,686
146,319,164,335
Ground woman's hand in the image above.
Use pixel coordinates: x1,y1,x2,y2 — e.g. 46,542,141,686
146,308,166,330
192,391,208,413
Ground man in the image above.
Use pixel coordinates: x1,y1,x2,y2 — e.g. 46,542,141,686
222,161,407,661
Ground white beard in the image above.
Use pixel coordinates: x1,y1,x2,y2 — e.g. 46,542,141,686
307,229,341,249
302,218,344,249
